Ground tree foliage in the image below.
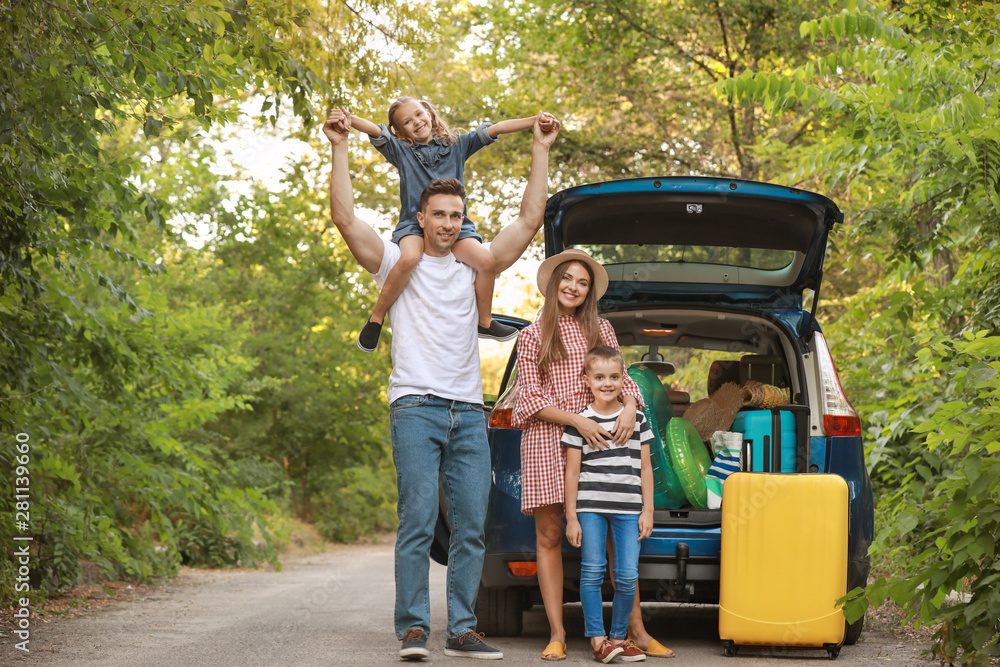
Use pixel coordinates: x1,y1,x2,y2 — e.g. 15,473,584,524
1,0,323,423
856,333,1000,665
338,0,837,242
0,0,436,601
152,131,398,539
0,0,331,598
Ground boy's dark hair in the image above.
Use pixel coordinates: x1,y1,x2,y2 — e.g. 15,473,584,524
419,178,466,213
583,345,625,374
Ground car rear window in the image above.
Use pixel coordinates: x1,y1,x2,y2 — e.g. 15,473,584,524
578,243,796,272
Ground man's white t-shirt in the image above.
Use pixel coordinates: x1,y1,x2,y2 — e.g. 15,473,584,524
374,238,483,406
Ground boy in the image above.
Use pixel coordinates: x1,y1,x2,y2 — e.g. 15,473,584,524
562,346,654,663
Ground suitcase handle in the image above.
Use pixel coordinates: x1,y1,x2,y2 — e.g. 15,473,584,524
773,404,811,473
770,411,782,473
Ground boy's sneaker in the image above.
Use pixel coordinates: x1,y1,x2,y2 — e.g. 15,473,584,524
357,318,382,353
444,631,503,659
399,628,429,661
592,640,624,664
617,639,647,662
477,319,518,342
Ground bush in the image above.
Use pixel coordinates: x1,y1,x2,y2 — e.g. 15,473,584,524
845,332,1000,666
313,464,397,543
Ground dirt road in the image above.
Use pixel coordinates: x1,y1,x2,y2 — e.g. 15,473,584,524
1,540,934,665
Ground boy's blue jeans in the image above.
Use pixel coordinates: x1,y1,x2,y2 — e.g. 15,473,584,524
389,394,490,640
578,512,640,640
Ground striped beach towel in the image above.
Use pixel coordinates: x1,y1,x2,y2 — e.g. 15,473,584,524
706,431,743,509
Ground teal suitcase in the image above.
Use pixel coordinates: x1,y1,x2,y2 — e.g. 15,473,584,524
731,405,809,473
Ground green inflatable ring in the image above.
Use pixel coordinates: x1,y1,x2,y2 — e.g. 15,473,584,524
627,366,687,509
665,417,712,509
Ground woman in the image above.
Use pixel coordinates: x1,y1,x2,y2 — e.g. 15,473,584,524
513,248,675,661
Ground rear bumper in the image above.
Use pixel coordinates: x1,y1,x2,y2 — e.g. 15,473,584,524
481,552,721,588
482,522,724,603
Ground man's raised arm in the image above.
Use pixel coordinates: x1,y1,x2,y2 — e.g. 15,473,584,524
490,113,561,274
323,109,384,275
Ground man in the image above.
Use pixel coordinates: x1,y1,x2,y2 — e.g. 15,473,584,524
323,110,559,660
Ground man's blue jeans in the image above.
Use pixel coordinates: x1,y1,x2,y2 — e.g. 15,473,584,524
578,512,640,640
389,394,490,639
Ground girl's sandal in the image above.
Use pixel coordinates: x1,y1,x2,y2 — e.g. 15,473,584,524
541,641,567,661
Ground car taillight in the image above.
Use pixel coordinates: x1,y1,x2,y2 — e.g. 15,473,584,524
507,561,537,577
813,332,862,437
489,372,521,429
489,408,514,429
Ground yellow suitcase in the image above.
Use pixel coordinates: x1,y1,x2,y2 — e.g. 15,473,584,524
719,473,849,659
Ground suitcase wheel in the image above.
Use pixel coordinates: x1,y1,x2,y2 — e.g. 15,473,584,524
723,642,738,657
825,645,841,660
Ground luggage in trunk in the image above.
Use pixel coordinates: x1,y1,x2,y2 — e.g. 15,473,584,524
731,405,809,473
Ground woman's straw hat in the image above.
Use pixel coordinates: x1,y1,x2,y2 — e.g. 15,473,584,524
536,248,609,298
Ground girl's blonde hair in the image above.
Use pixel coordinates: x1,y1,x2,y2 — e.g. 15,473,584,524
387,96,459,146
536,260,602,373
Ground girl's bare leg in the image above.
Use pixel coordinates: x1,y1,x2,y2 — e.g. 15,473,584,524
627,588,655,649
534,504,566,650
371,235,422,324
452,238,498,328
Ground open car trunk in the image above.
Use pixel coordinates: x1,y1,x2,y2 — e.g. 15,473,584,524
544,176,843,334
606,305,808,522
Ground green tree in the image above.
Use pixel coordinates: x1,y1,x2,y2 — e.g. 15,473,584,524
1,0,325,391
10,225,282,589
147,128,398,538
337,0,837,244
0,0,329,598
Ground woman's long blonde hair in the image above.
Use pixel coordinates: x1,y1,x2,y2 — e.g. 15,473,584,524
387,96,459,146
536,260,602,375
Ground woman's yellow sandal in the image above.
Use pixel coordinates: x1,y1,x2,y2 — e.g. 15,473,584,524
640,638,675,658
541,641,566,661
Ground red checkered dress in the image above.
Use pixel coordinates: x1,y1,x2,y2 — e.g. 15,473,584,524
512,315,644,516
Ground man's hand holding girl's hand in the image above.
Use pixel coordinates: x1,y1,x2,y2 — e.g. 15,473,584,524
322,108,352,143
534,111,560,146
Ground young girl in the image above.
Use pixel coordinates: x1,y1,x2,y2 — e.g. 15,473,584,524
563,345,655,663
344,97,555,352
512,248,674,661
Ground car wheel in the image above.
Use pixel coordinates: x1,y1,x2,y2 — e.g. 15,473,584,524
474,586,524,636
843,615,863,645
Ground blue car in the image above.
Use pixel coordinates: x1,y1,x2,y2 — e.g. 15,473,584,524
432,176,874,645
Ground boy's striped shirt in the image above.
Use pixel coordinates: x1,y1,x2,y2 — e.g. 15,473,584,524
561,407,652,514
